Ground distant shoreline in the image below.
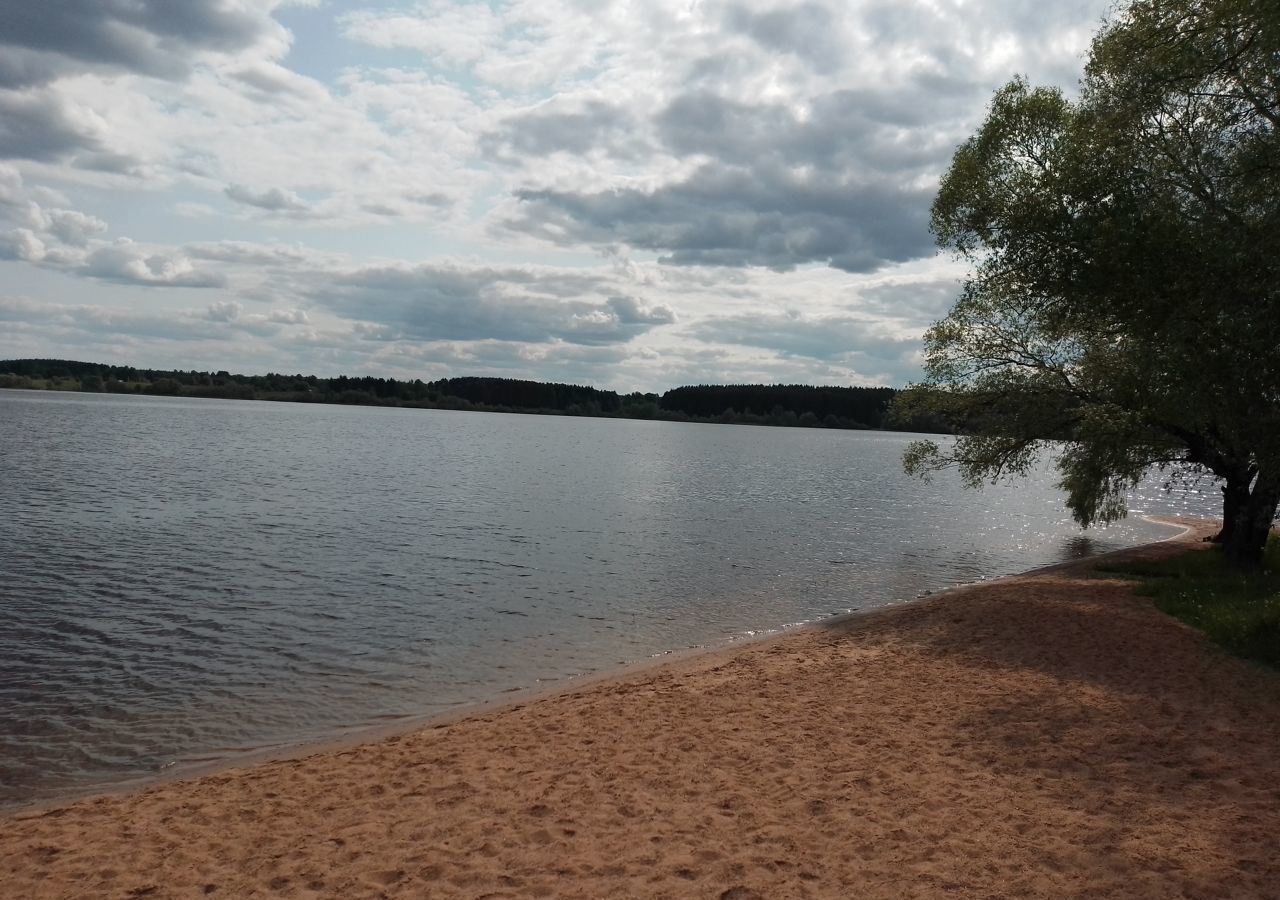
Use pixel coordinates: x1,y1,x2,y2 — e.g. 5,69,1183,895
0,381,887,431
0,357,948,433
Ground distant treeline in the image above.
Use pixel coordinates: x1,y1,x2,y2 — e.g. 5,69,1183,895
661,384,897,429
0,359,946,432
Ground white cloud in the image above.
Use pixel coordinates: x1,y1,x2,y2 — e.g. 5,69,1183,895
81,239,226,287
0,227,46,261
225,183,312,214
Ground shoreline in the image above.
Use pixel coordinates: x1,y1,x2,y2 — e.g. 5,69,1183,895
3,515,1200,820
6,515,1277,897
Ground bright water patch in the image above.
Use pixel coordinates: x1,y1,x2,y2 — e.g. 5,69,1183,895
0,391,1218,807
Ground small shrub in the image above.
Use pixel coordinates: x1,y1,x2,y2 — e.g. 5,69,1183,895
1100,536,1280,668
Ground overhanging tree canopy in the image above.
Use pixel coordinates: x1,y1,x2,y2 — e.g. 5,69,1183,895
898,0,1280,564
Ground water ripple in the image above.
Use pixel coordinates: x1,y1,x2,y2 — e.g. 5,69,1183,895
0,391,1217,808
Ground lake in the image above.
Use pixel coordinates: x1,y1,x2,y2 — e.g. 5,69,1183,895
0,390,1217,807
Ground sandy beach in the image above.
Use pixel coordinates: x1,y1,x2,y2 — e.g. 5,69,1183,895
4,523,1279,899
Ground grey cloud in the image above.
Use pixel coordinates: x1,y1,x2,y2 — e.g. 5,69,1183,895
176,152,217,178
0,0,278,87
690,311,923,383
657,88,968,173
863,0,1087,49
185,241,315,266
0,166,37,211
228,64,324,100
859,0,1106,89
225,184,311,214
231,66,294,94
692,312,914,360
0,89,100,160
440,266,612,299
361,202,403,217
503,82,978,272
360,191,455,218
199,299,308,331
723,2,844,73
0,297,230,342
47,208,107,246
75,305,223,341
0,297,45,320
0,48,64,88
511,162,934,273
858,279,959,321
205,299,242,322
483,100,642,161
267,308,307,324
0,89,144,167
75,150,145,175
0,227,44,261
407,191,452,208
656,93,795,164
311,265,674,347
683,51,761,88
607,295,674,325
0,166,228,288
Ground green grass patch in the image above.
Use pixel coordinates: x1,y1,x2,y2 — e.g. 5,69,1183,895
1098,536,1280,668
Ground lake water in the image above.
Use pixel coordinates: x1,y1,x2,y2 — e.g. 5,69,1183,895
0,390,1218,808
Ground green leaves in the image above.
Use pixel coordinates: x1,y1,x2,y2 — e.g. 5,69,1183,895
902,0,1280,555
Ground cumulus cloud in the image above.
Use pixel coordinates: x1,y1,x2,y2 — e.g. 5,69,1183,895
690,310,923,383
0,88,104,160
311,264,675,347
607,295,674,326
0,164,226,286
693,310,913,358
205,299,243,322
267,307,308,324
228,62,327,101
198,299,308,332
184,240,318,266
483,0,1105,274
510,163,934,273
0,297,234,343
340,5,502,69
722,1,846,73
46,208,107,246
494,75,981,272
80,239,226,288
0,165,101,262
0,226,45,261
857,278,962,321
483,100,643,162
0,0,287,87
224,183,312,214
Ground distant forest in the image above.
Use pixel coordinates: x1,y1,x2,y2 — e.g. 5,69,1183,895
0,359,946,432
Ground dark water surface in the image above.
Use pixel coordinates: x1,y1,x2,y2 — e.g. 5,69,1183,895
0,391,1217,807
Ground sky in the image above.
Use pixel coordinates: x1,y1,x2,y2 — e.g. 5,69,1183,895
0,0,1112,392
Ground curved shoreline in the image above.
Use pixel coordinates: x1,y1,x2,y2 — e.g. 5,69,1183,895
3,515,1203,819
9,515,1280,899
4,516,1196,818
7,516,1278,898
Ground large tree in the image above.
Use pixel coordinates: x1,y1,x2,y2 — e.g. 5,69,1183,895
898,0,1279,565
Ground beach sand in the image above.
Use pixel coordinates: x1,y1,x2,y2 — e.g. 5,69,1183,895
4,524,1279,899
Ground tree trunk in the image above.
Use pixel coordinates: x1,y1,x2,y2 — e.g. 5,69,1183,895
1221,474,1280,568
1211,476,1250,544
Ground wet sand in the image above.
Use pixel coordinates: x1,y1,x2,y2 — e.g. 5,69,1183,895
4,523,1279,899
